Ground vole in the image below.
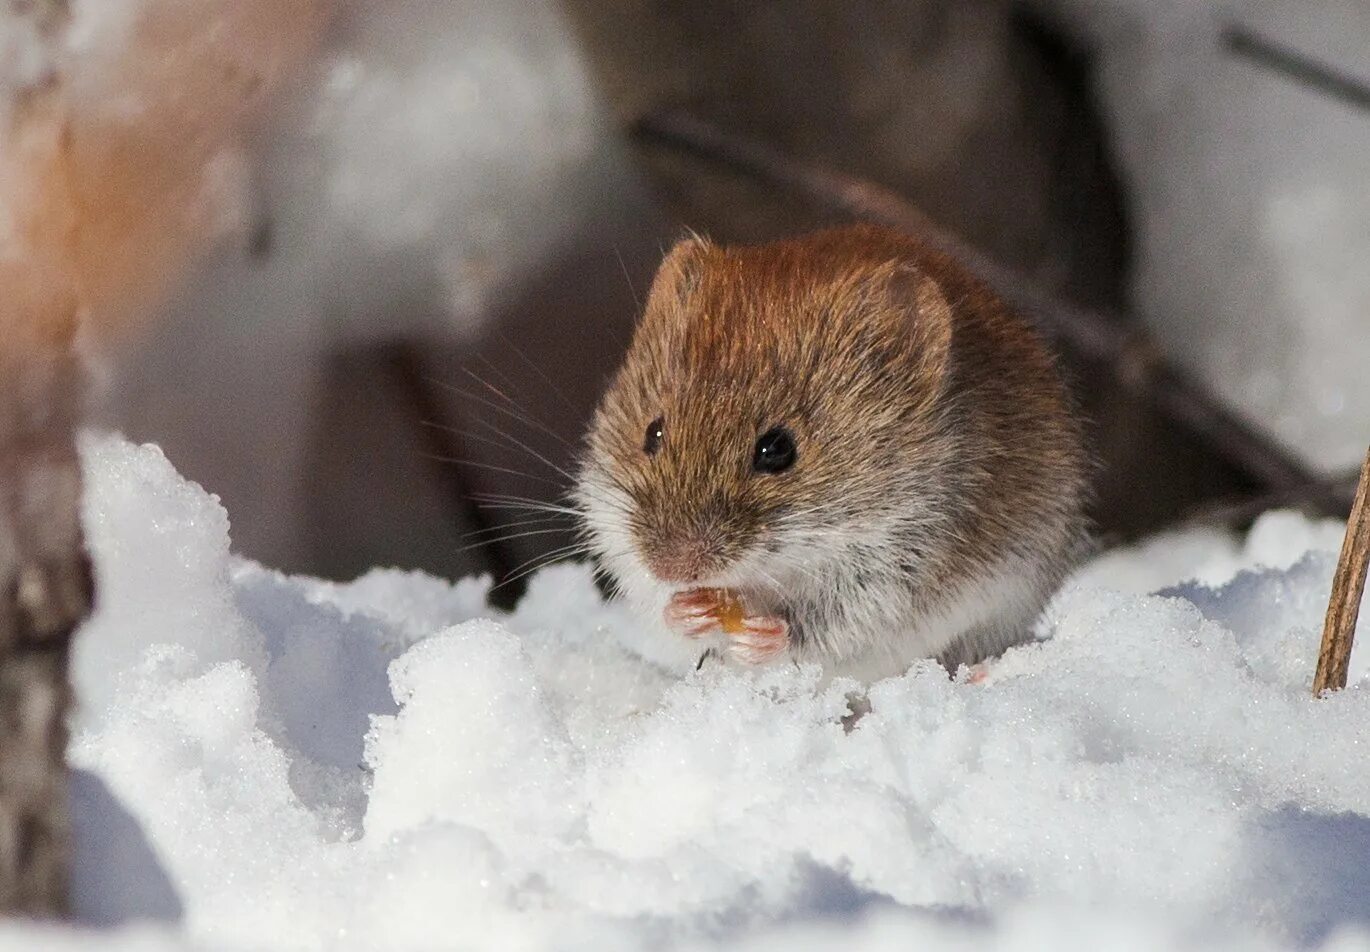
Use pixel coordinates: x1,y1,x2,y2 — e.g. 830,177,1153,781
576,224,1088,682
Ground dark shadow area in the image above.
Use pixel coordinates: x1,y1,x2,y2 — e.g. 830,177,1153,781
1245,806,1370,946
233,569,400,833
71,769,184,927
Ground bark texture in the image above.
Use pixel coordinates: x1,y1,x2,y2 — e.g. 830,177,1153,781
0,309,90,916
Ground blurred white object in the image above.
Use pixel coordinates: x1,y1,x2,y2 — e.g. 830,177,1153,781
1042,0,1370,473
99,0,658,571
274,0,607,342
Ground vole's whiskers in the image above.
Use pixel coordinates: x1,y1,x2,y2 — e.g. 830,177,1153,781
613,243,643,313
470,352,524,400
494,330,578,409
418,450,564,489
470,419,635,522
429,370,574,451
424,421,625,517
491,540,597,591
471,488,630,521
461,417,579,484
452,526,571,557
470,493,584,517
462,515,566,538
419,354,615,587
751,564,787,599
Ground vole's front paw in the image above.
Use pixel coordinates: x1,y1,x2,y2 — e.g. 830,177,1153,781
723,615,789,665
665,589,790,665
664,588,726,638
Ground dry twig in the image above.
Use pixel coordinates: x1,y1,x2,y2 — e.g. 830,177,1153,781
1313,448,1370,695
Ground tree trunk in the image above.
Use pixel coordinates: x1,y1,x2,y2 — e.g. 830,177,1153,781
0,0,327,916
0,307,91,915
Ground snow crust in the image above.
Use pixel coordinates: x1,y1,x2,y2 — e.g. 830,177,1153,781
40,434,1370,950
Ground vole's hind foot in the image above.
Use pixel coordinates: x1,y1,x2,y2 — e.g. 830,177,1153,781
724,615,789,665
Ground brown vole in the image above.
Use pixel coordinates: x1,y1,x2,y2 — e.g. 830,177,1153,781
576,224,1088,682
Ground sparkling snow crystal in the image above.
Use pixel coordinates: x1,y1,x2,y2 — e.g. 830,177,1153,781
22,435,1370,950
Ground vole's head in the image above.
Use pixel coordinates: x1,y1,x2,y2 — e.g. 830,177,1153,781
577,228,955,608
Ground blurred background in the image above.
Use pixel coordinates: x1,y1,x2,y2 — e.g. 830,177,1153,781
93,0,1370,595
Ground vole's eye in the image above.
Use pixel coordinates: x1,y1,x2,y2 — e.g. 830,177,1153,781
752,426,797,474
643,417,665,455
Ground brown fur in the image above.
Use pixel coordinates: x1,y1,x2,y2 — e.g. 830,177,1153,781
580,223,1088,675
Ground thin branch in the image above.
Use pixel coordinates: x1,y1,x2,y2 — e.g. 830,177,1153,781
1313,448,1370,695
1224,26,1370,115
1176,468,1361,531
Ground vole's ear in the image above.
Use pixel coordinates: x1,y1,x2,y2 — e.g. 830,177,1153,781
882,263,953,381
644,234,710,316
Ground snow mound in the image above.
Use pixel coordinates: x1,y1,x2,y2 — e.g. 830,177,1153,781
60,434,1370,951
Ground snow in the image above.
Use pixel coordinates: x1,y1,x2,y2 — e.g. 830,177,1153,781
45,433,1370,951
1035,0,1370,472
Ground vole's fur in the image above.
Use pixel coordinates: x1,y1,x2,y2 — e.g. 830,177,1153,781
577,224,1088,682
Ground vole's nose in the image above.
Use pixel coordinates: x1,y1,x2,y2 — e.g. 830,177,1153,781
645,541,712,584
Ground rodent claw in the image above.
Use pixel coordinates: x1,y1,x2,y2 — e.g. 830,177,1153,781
725,616,789,665
669,589,720,611
664,591,789,663
664,591,721,638
683,620,717,639
740,616,787,638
